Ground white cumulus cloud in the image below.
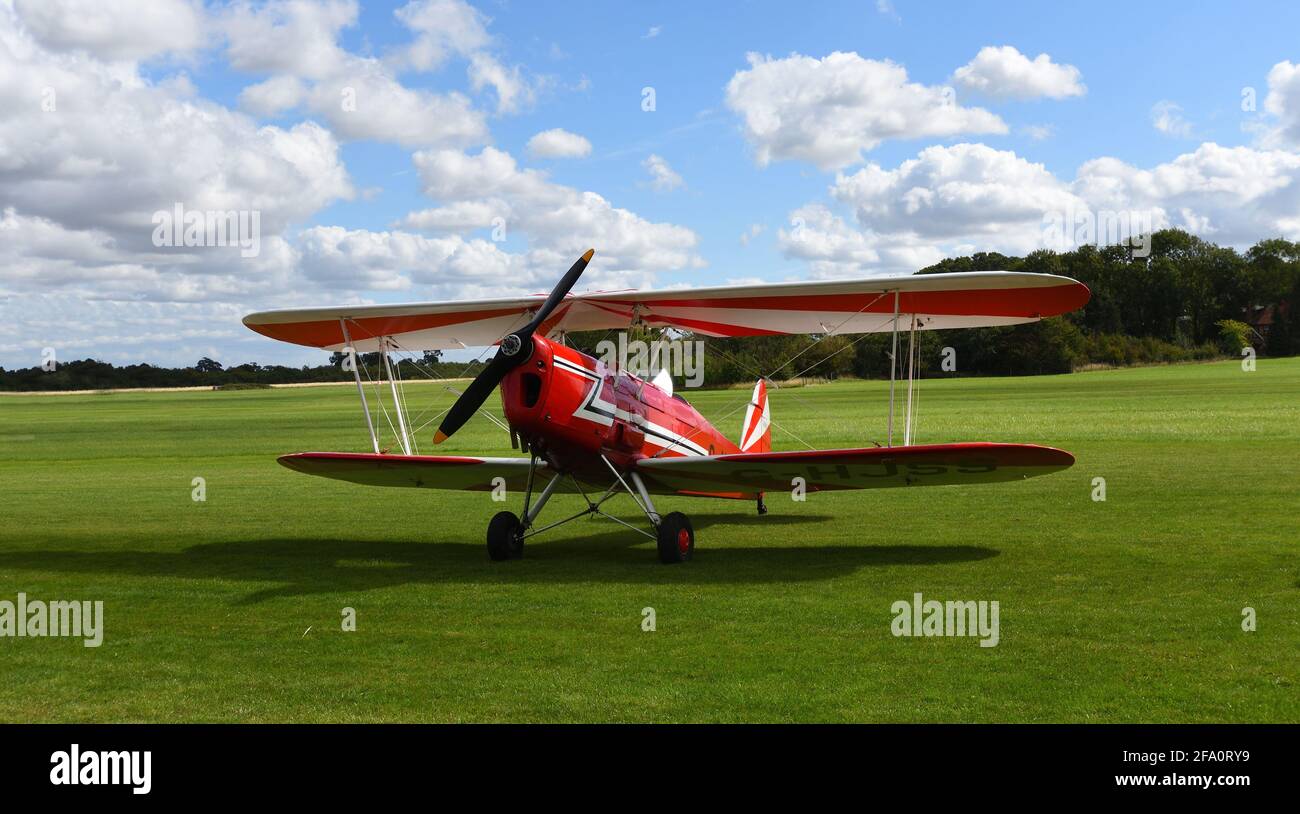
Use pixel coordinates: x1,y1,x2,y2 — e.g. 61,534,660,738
14,0,207,61
393,0,491,71
1258,60,1300,148
952,46,1085,100
779,139,1300,277
526,128,592,159
221,0,356,80
398,147,702,282
725,51,1007,170
831,143,1084,245
237,74,306,117
0,2,356,366
394,0,539,114
1151,100,1192,137
467,52,535,113
224,0,496,145
1073,142,1300,242
643,154,685,191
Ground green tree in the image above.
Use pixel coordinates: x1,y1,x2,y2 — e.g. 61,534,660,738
1215,319,1252,353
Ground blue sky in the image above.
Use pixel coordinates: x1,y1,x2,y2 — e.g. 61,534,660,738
4,0,1300,368
235,0,1300,287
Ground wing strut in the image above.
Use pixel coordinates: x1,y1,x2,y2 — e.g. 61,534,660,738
340,318,380,454
904,313,917,446
887,290,899,446
380,338,412,456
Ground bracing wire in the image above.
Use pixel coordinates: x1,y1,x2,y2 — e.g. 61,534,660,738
761,291,890,381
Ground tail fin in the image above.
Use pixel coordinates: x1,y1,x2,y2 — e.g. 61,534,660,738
739,379,772,453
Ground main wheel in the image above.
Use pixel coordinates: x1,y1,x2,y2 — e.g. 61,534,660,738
655,511,694,564
486,511,523,561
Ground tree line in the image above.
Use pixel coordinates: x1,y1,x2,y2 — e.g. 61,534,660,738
667,229,1298,383
3,229,1295,391
0,350,483,392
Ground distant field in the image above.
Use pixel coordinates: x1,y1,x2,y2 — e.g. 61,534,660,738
0,359,1296,722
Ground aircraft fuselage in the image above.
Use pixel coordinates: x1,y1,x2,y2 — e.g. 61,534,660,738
498,336,739,479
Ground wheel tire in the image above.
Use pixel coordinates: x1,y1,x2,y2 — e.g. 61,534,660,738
486,511,523,561
655,511,694,564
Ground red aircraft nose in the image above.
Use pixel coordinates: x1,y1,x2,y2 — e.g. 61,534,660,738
500,335,555,427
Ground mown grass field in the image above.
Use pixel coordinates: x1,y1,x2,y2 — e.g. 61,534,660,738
0,358,1296,722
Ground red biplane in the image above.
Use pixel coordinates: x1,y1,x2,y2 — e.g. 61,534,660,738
243,249,1089,563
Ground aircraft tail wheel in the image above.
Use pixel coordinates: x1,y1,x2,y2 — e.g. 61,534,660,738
656,511,694,564
487,511,524,561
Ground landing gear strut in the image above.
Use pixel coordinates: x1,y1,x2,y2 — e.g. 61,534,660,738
485,453,563,561
620,465,693,565
483,452,696,565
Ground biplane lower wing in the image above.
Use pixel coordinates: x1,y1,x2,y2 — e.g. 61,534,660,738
277,452,588,492
633,443,1075,495
281,444,1074,495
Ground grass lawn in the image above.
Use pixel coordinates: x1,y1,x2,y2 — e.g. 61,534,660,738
0,358,1296,722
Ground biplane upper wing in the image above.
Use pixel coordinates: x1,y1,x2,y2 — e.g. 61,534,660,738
633,443,1075,496
242,271,1090,351
278,452,588,492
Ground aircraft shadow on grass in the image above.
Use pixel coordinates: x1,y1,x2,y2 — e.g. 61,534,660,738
0,512,999,604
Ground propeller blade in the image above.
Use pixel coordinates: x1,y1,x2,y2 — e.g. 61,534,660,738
432,248,595,445
433,352,515,443
521,248,594,334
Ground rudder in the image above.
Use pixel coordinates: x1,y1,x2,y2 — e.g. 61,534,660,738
739,379,772,454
